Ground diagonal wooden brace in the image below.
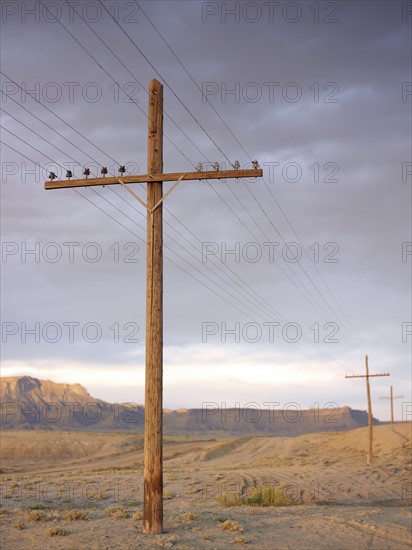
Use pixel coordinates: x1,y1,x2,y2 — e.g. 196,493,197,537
117,174,186,212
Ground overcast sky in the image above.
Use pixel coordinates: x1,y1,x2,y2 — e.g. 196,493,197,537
1,0,411,422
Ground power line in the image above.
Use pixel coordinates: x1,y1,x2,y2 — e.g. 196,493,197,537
2,105,281,322
61,0,214,167
1,136,257,319
2,136,353,373
1,121,277,322
132,2,364,351
3,8,342,330
33,0,347,334
98,0,235,168
77,5,348,332
1,14,358,368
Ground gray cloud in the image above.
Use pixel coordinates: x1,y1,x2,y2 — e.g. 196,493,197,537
1,0,411,421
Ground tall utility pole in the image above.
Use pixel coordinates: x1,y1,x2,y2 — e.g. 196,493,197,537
345,355,390,465
145,79,164,534
379,385,404,424
44,79,263,534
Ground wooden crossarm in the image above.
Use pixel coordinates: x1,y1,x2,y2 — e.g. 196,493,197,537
345,373,390,378
44,168,263,190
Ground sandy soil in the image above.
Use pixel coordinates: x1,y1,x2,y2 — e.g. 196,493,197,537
0,423,411,549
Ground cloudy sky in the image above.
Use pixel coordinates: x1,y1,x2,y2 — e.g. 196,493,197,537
1,0,411,422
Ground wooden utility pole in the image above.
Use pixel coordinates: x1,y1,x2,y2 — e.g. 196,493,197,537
345,355,390,465
44,79,263,534
144,79,164,534
379,385,404,424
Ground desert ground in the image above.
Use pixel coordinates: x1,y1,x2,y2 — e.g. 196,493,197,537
0,423,411,549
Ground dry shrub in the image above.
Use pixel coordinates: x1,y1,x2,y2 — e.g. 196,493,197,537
218,493,241,507
26,510,49,522
47,526,68,537
63,509,89,521
242,486,291,507
132,511,143,520
233,536,249,544
219,486,291,507
220,520,243,533
14,521,25,530
26,503,45,510
178,512,198,523
105,505,129,519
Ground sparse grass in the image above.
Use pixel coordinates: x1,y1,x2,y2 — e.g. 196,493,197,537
14,520,25,530
178,512,198,523
47,526,68,537
105,505,129,519
242,486,292,507
202,533,212,541
132,511,143,520
63,509,89,521
218,486,292,507
233,536,249,544
218,493,241,507
0,508,10,516
217,516,228,523
26,503,46,510
163,490,175,500
26,510,49,522
220,520,244,533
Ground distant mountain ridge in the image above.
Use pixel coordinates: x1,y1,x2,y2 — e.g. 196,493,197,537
0,376,379,436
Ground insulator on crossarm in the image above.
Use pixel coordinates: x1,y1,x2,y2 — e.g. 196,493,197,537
252,160,260,169
234,160,240,170
119,165,126,175
49,172,56,181
213,162,220,171
101,167,108,177
196,162,202,172
66,170,72,179
83,168,90,178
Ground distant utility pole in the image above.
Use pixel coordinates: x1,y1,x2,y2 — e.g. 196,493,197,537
44,79,262,534
345,354,390,465
379,385,404,424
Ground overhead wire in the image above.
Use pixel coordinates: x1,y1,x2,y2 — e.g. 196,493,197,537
132,0,365,352
5,3,334,327
54,0,352,334
0,8,358,371
1,132,353,373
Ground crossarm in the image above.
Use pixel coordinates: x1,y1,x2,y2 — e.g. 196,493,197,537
45,169,263,190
